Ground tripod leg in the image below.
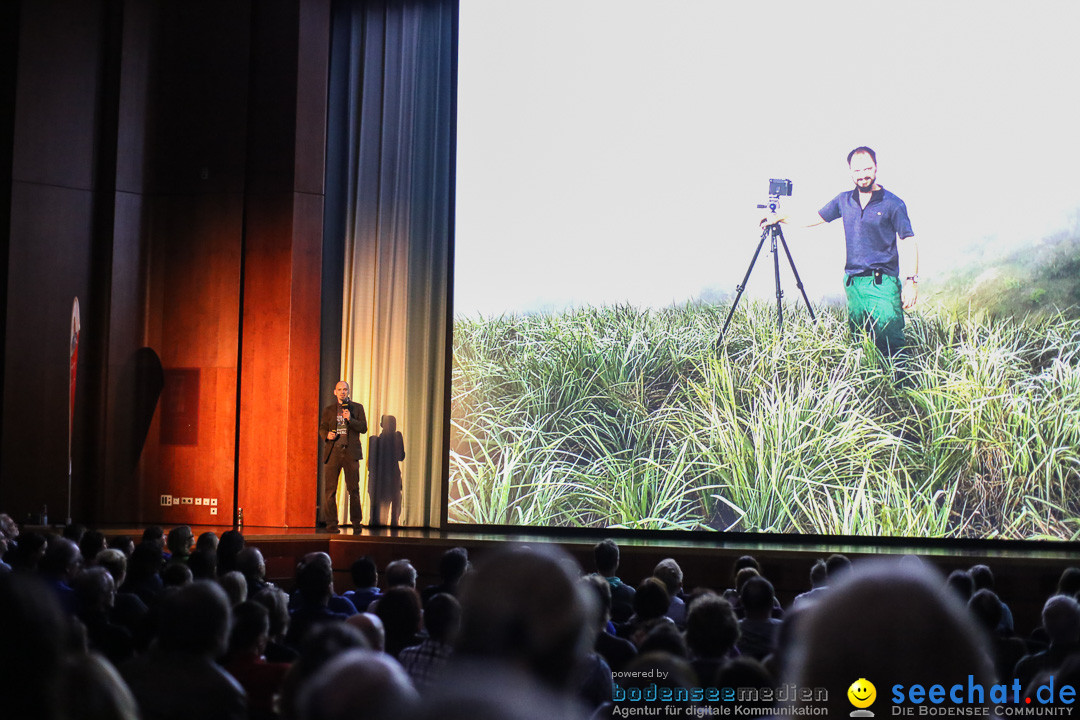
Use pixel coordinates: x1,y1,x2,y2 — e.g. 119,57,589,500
771,226,783,334
715,230,769,351
776,227,817,321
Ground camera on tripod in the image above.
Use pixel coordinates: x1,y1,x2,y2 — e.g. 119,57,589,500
759,178,794,214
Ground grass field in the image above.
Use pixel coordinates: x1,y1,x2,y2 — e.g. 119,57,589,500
449,301,1080,540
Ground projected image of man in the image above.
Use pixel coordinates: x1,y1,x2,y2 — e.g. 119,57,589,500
764,146,919,357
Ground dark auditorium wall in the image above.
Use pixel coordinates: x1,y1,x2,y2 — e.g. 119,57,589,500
1,0,330,528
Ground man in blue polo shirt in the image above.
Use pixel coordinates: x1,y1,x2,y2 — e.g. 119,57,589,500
762,146,919,357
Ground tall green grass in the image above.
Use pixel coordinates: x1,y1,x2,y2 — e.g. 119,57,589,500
449,302,1080,540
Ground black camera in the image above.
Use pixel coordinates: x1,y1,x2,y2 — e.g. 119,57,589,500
769,178,793,197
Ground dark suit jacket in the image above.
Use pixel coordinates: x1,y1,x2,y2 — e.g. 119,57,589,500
320,401,368,463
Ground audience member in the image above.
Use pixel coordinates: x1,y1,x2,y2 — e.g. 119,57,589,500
79,530,108,566
581,573,637,672
784,560,993,718
1014,594,1080,691
0,572,71,720
421,546,470,604
374,586,424,657
217,529,246,575
594,539,635,623
58,652,141,720
237,546,271,598
40,536,83,614
122,542,164,606
189,547,218,580
287,556,350,647
196,531,220,553
166,525,194,564
968,588,1026,682
108,534,135,557
292,552,358,616
277,622,369,720
737,575,782,660
347,612,387,653
652,557,687,627
399,592,461,692
252,585,298,663
685,592,740,685
73,565,134,665
120,580,246,720
294,648,419,720
219,570,249,606
385,558,418,589
970,563,1015,635
946,568,975,602
344,555,382,611
626,576,674,647
223,601,290,720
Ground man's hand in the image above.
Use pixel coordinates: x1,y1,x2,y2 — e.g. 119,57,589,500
342,408,350,420
902,279,918,310
326,431,337,440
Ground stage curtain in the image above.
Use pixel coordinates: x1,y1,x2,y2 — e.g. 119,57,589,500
326,0,454,527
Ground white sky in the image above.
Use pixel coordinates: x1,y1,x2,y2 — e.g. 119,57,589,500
454,0,1080,316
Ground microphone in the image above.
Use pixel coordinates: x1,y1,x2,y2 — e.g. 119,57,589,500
340,396,349,407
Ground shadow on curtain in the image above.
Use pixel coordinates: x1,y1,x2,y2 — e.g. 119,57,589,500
324,0,455,528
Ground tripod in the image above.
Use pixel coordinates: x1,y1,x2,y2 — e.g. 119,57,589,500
715,218,816,350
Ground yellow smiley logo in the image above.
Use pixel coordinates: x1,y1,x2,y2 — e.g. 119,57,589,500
848,678,877,709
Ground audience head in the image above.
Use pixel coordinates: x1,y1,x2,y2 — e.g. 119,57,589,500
216,530,246,574
634,577,671,621
439,546,470,585
946,569,975,602
59,652,140,720
279,623,370,720
63,523,88,544
740,576,775,620
809,559,827,589
1042,594,1080,645
188,548,218,580
161,561,193,588
156,580,232,657
456,544,595,689
218,570,248,605
346,612,386,653
295,648,419,720
350,555,379,589
41,536,83,582
734,566,760,594
580,574,613,632
128,541,164,580
0,573,69,719
1058,567,1080,597
374,586,423,656
252,585,291,641
594,539,621,576
166,525,194,560
296,557,334,606
638,620,688,658
784,560,992,717
0,513,18,542
236,546,266,582
653,558,684,596
95,548,128,588
824,553,852,580
140,526,166,551
968,564,995,591
968,588,1004,634
686,593,740,659
73,565,117,616
79,531,107,565
425,592,462,644
7,530,47,573
732,555,761,582
196,531,219,553
385,559,418,588
228,600,271,657
108,535,135,557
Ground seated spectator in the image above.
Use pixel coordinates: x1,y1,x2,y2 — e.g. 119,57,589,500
716,657,776,712
73,566,134,665
251,585,298,663
737,576,782,661
237,546,271,598
217,530,246,575
385,558,418,589
108,534,135,557
653,558,687,627
421,547,470,604
969,588,1026,683
294,648,419,720
6,530,47,574
79,530,108,567
343,555,382,612
946,569,975,603
219,570,249,606
374,586,424,658
626,577,674,648
686,592,740,685
277,622,369,720
58,651,141,720
40,536,83,614
140,526,167,555
637,621,687,659
161,561,193,589
196,531,219,554
399,592,461,692
1014,595,1080,691
121,542,164,607
120,581,246,720
223,601,290,720
970,563,1014,636
1059,568,1080,597
347,612,387,653
287,558,351,647
64,523,88,545
166,525,194,565
784,560,993,718
188,548,218,580
1,572,72,720
580,574,636,672
291,552,358,616
791,559,829,610
95,548,149,650
594,539,635,624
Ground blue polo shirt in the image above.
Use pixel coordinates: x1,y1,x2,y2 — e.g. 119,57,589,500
818,186,914,277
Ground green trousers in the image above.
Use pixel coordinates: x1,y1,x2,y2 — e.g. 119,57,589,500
844,273,905,357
